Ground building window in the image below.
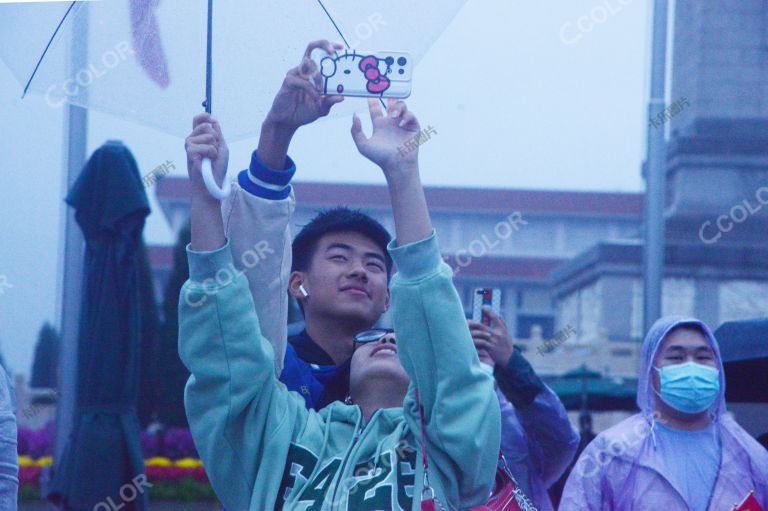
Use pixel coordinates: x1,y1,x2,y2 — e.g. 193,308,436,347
516,315,554,339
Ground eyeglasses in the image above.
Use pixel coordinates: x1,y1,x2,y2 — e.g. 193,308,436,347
354,328,395,346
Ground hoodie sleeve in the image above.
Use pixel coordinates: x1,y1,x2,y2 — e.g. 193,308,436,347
220,151,296,376
388,231,501,509
495,351,580,487
178,240,312,511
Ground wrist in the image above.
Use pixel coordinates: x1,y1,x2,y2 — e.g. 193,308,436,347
190,183,221,207
258,118,297,170
495,345,514,367
262,116,298,141
382,161,420,183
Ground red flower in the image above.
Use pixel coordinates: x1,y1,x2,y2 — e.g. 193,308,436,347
19,466,41,487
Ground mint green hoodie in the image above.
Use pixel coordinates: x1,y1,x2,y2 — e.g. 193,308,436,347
179,232,500,510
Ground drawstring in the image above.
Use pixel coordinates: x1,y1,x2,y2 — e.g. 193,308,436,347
371,432,385,471
649,415,658,448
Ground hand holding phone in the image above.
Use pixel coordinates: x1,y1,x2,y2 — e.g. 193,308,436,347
469,289,514,367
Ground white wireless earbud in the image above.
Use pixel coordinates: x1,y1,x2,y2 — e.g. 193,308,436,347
299,284,309,298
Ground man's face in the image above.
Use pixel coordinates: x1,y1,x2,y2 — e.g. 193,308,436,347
652,327,718,392
297,231,390,327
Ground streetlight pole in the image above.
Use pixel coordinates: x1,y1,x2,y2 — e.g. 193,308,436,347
54,4,88,468
643,0,669,333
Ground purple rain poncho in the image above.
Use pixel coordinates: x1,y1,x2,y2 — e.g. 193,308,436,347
560,315,768,511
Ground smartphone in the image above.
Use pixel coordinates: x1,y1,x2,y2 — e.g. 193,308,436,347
317,50,412,98
472,288,501,326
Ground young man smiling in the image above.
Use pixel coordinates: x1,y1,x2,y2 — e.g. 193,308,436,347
282,208,393,407
181,87,500,509
189,40,398,408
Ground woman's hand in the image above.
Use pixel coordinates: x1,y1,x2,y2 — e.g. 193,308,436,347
468,307,515,367
185,114,227,251
351,98,420,175
185,113,229,196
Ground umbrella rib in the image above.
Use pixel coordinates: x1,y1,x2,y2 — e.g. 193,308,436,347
314,0,387,110
22,0,78,98
315,0,351,49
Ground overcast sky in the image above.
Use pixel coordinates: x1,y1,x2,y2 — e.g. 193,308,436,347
0,0,653,378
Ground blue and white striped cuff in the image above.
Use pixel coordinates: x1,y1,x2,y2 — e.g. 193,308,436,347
237,150,296,200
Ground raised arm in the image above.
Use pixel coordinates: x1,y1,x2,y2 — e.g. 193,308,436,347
351,98,431,245
219,40,344,375
181,117,313,509
471,309,580,487
352,99,501,507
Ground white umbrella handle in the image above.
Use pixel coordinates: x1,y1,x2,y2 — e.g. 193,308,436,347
201,158,231,200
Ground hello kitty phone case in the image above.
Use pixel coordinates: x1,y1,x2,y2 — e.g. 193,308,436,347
317,50,412,98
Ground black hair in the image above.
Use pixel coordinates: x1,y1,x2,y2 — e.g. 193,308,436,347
291,207,393,277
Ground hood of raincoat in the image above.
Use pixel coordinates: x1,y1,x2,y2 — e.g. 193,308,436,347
560,315,768,510
637,315,726,418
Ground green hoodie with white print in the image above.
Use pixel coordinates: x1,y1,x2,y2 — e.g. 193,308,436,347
178,231,500,510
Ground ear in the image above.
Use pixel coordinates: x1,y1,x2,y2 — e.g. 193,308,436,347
320,56,336,77
383,288,391,312
288,271,307,301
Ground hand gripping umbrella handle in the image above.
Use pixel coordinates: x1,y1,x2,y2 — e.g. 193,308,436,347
202,158,231,200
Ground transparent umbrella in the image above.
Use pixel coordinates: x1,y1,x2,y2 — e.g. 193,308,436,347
0,0,467,142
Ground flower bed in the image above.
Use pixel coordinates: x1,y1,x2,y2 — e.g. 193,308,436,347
18,423,217,502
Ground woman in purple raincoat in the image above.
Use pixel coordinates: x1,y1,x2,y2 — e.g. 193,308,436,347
470,308,580,511
560,315,768,511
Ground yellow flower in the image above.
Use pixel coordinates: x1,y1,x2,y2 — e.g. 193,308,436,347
145,457,173,467
18,455,34,467
35,456,53,467
174,458,203,469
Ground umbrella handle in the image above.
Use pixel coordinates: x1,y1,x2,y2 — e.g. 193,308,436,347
201,158,231,200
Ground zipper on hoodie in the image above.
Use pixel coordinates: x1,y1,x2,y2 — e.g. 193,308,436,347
328,414,366,509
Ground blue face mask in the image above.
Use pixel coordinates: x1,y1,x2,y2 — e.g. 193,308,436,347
655,361,720,414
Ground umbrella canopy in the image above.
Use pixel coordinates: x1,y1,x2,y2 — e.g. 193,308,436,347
714,319,768,403
48,141,150,511
547,365,637,412
0,0,467,142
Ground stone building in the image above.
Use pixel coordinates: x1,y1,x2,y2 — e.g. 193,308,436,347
549,0,768,436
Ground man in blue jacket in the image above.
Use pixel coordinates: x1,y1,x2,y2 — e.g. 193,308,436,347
198,40,396,409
